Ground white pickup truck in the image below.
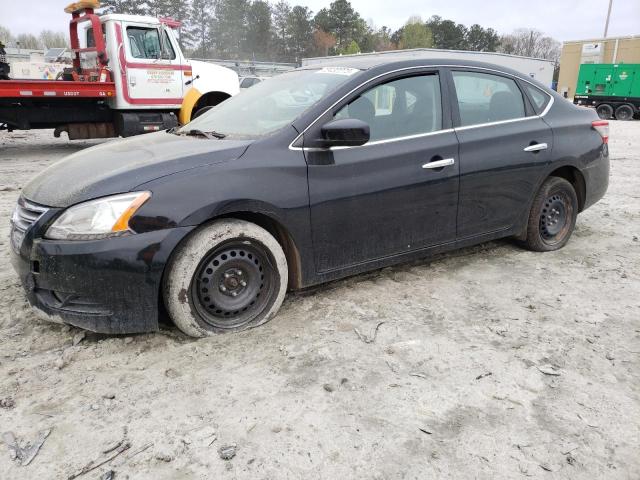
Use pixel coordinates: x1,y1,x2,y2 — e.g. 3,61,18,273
0,0,239,139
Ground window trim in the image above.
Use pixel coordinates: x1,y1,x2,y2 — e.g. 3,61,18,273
519,81,551,115
289,64,554,151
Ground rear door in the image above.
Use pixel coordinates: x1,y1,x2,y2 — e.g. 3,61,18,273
305,69,460,272
448,68,554,238
119,21,184,104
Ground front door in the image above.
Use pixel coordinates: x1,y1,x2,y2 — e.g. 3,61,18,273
449,69,554,238
305,71,460,273
120,22,184,104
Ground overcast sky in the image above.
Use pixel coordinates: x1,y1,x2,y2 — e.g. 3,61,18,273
2,0,638,42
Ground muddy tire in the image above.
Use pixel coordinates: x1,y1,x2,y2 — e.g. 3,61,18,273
163,219,288,337
522,177,578,252
596,104,613,120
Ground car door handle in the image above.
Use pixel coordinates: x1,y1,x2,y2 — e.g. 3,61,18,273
422,158,455,169
524,143,548,152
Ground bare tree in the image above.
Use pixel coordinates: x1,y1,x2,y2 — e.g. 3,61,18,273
39,30,69,49
498,28,560,63
0,25,13,45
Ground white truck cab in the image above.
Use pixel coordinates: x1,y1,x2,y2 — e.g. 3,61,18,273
85,14,239,114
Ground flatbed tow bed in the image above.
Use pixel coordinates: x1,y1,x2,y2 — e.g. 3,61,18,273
0,79,116,98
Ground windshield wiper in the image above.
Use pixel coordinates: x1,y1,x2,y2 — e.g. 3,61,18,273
177,128,227,139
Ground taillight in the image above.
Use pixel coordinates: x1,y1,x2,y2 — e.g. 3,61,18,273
592,120,609,144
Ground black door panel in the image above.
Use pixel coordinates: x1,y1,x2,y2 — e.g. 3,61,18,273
307,131,459,272
455,117,553,237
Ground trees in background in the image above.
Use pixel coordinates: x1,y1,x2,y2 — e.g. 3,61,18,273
0,1,561,64
498,28,561,62
398,16,433,50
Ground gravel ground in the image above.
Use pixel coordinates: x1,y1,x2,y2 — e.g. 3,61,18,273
0,122,639,479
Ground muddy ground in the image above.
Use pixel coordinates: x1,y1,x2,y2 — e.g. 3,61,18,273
0,122,638,480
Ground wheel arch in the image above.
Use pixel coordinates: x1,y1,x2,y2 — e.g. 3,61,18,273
165,208,304,291
178,89,232,125
548,165,586,212
216,211,303,290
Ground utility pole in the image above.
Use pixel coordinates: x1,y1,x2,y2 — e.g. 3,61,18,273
603,0,613,38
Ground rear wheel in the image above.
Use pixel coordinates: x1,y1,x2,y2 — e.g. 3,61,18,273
596,103,613,119
163,219,288,337
614,104,634,121
522,177,578,252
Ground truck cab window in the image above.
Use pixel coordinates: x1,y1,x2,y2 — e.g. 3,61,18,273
126,27,175,60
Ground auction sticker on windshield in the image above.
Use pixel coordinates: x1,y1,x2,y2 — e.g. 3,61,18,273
316,67,360,76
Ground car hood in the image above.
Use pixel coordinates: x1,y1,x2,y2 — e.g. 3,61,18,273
22,131,252,208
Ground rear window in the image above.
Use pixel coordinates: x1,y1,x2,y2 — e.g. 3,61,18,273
523,84,551,112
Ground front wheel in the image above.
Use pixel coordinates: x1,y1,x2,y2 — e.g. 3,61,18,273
522,177,578,252
163,219,288,337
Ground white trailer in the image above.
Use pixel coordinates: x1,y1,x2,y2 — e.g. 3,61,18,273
303,48,556,87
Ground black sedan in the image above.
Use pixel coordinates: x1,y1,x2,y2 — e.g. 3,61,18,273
10,58,609,337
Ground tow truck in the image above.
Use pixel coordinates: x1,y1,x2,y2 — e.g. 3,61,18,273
0,0,239,139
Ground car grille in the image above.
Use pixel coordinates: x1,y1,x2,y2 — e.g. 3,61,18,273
10,198,49,253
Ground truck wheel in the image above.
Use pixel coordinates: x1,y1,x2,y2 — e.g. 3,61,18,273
614,104,634,121
596,104,613,119
191,105,214,120
522,177,578,252
163,219,288,337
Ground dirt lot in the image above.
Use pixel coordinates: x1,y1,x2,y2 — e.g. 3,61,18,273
0,122,639,479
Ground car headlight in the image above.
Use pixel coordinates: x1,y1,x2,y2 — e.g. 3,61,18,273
45,191,151,240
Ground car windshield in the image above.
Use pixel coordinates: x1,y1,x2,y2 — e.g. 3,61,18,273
180,67,361,139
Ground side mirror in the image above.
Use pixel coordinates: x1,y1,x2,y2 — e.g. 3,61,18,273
319,118,370,148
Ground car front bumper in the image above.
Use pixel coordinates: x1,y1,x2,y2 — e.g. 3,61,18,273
10,225,195,334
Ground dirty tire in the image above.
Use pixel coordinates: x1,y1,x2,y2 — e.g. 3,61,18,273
614,104,634,121
163,219,288,337
596,104,613,120
522,177,578,252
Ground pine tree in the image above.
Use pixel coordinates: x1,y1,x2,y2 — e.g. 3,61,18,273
244,0,271,60
213,0,248,59
271,0,291,61
187,0,213,57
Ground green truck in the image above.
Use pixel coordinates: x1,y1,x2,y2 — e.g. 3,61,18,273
573,63,639,120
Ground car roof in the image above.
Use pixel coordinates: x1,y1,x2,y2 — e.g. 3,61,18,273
298,57,552,91
302,56,519,72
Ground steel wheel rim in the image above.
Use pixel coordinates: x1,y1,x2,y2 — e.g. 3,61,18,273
191,240,276,329
539,192,572,244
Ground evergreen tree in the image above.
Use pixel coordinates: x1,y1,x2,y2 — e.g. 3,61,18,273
271,1,291,61
213,0,248,58
286,5,313,61
245,0,272,59
188,0,213,57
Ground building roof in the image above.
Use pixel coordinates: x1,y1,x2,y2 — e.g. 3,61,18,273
562,34,640,45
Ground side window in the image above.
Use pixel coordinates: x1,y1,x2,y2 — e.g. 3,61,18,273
452,71,526,126
126,27,176,60
523,84,550,112
334,74,442,142
86,24,106,48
